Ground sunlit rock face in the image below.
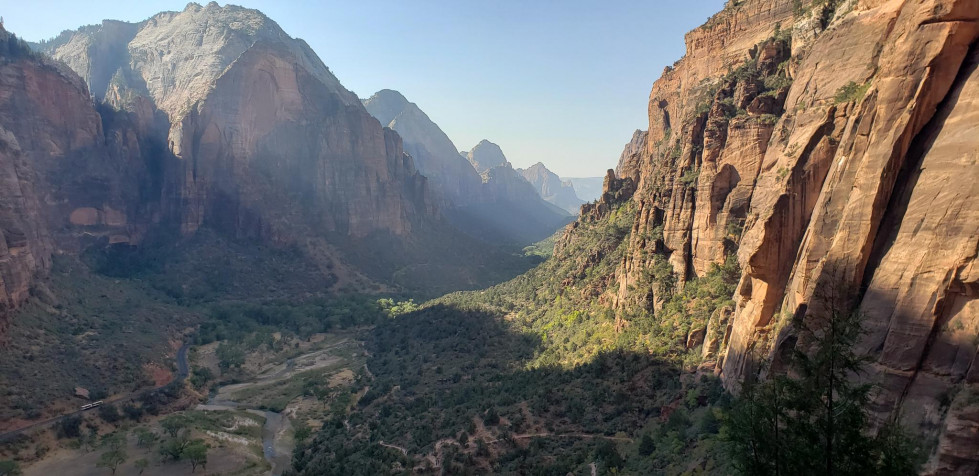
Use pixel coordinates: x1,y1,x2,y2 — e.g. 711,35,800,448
557,0,979,471
43,2,434,240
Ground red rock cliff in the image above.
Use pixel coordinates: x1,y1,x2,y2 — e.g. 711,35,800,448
580,0,979,471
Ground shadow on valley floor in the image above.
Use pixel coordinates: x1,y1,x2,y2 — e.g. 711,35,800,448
0,224,546,428
291,302,730,476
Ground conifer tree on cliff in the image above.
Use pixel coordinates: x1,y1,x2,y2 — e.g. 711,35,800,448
724,281,919,475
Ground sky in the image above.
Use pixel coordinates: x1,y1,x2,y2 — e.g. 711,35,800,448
3,1,726,177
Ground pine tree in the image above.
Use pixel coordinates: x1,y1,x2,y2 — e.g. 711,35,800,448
723,302,920,475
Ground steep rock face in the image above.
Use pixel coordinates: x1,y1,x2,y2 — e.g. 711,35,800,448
363,89,483,207
518,162,584,215
0,27,154,336
43,3,432,241
717,4,979,456
857,47,979,475
0,124,49,337
168,41,430,239
615,129,647,181
552,0,979,470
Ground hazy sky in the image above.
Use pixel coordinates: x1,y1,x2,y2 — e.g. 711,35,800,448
4,1,725,177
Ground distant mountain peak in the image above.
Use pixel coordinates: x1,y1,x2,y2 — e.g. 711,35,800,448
363,89,413,127
517,161,583,215
467,140,510,173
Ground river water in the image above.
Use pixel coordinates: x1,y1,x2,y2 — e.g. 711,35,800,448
197,392,293,475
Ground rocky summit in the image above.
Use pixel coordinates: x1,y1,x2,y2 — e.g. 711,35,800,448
37,3,433,241
518,162,584,215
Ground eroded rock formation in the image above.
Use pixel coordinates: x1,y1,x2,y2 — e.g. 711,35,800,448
566,0,979,471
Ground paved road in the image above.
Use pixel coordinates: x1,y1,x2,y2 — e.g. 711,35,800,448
0,341,190,442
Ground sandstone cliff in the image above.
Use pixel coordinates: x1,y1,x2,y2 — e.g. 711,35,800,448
41,3,434,241
556,0,979,471
0,26,155,336
518,162,584,215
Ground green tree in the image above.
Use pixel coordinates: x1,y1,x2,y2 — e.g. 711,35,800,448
96,448,127,475
724,302,920,475
216,342,245,370
189,367,213,389
638,432,656,456
100,432,126,451
133,427,158,448
593,439,623,472
0,460,21,476
160,437,190,461
182,440,208,473
56,415,82,439
98,404,121,423
160,415,187,438
122,403,144,421
293,421,312,443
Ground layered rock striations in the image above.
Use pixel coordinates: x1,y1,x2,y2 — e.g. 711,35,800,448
554,0,979,471
518,162,584,215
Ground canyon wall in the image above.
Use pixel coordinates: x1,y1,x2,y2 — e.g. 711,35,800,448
583,0,979,472
43,2,435,242
0,3,442,332
0,28,153,333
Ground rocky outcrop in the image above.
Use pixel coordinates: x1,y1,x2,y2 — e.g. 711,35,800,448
518,162,584,215
548,0,979,471
615,129,647,181
0,26,155,336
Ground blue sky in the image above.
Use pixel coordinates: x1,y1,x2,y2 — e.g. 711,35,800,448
4,1,725,177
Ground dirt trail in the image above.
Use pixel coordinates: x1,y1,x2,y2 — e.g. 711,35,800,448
379,440,408,456
487,432,633,444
